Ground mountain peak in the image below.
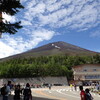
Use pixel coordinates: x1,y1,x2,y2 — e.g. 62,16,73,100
20,41,99,57
0,41,99,61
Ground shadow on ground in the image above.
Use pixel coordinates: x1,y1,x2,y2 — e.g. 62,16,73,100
0,95,58,100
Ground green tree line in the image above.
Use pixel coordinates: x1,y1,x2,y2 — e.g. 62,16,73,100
0,54,100,79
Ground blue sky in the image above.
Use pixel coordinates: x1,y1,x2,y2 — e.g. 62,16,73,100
0,0,100,58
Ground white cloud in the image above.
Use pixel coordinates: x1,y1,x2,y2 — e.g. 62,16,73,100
90,30,100,37
2,13,16,23
0,28,55,58
31,28,55,40
26,0,36,9
0,41,14,58
2,0,100,29
21,20,32,25
46,0,71,12
20,0,28,3
22,0,99,30
24,2,46,21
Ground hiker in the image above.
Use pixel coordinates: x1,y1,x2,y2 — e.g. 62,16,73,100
48,84,52,90
74,83,77,91
79,86,86,100
13,84,22,100
85,88,93,100
23,83,32,100
70,84,73,91
7,81,12,95
1,84,7,100
1,83,11,100
96,83,99,91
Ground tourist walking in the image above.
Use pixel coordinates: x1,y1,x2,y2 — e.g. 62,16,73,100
70,84,73,91
85,88,93,100
48,84,52,90
23,83,32,100
79,86,86,100
1,81,11,100
1,84,8,100
74,83,77,91
13,84,22,100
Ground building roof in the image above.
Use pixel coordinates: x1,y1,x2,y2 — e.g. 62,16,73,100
73,64,100,68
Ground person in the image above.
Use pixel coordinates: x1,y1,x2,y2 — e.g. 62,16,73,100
48,84,52,90
13,84,22,100
96,83,99,91
70,84,73,91
1,84,8,100
1,81,11,100
23,83,32,100
7,81,12,95
79,86,86,100
85,88,93,100
74,83,77,91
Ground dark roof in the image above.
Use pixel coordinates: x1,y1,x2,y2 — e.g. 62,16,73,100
73,64,100,68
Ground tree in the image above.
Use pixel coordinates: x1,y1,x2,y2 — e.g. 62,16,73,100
0,0,24,37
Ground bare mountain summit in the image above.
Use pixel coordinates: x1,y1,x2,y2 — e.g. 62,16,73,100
0,41,99,60
25,41,98,56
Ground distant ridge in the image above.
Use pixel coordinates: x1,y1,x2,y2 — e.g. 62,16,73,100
0,41,99,61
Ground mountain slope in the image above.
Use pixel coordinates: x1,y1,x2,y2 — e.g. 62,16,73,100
0,41,99,61
21,41,98,56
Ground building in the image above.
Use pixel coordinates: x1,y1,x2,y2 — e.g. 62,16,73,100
73,64,100,85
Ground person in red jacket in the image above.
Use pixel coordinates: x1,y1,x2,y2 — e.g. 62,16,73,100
79,86,86,100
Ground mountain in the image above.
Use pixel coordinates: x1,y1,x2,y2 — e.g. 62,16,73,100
0,41,99,61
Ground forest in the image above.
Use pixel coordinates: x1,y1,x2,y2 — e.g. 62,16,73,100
0,54,100,79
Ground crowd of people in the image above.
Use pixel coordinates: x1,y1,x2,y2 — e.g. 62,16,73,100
0,81,32,100
0,81,99,100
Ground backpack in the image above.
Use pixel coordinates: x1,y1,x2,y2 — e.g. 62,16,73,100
1,86,7,95
23,88,31,96
86,93,93,100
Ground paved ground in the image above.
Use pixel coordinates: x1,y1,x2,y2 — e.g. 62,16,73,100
0,86,100,100
31,86,100,100
0,95,55,100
